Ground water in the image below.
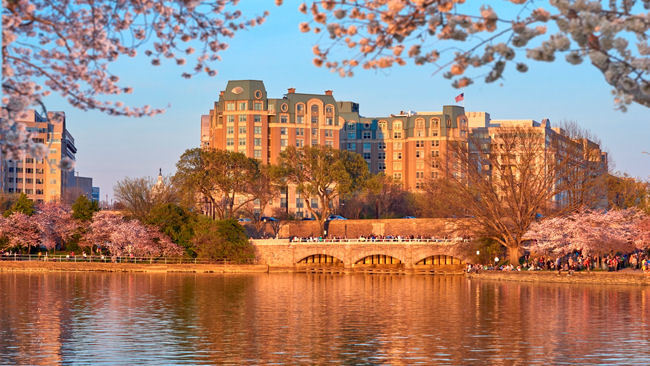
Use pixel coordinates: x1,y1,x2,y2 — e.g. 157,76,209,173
0,273,649,365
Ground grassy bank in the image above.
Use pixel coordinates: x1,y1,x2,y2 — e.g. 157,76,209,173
467,270,650,286
0,261,269,274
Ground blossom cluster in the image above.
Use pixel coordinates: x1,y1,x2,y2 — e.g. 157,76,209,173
299,0,649,111
2,0,266,156
525,208,649,255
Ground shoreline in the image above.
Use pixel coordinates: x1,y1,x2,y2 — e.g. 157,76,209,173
2,262,649,285
466,270,650,286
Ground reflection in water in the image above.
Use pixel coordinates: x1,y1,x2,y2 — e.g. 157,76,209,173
0,273,648,364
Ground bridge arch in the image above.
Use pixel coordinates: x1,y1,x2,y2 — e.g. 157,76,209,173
297,254,344,266
415,255,464,266
354,254,403,266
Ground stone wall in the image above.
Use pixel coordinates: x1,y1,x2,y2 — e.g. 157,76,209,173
0,261,268,273
467,271,650,286
274,218,474,238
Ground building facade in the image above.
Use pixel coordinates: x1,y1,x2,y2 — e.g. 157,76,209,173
203,80,607,217
1,110,94,204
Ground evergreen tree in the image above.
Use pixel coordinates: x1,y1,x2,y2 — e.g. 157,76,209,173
71,195,99,222
4,193,35,217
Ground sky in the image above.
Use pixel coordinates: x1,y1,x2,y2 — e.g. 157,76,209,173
45,1,650,202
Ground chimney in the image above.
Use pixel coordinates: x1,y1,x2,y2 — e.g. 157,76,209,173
287,87,296,94
219,91,224,97
324,90,333,96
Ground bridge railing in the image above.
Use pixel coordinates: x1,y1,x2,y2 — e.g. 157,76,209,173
0,254,256,265
254,238,471,245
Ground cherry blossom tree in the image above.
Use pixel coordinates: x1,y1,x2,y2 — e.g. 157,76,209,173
525,208,647,255
2,0,268,157
300,0,649,111
0,212,40,252
85,211,182,257
33,202,77,250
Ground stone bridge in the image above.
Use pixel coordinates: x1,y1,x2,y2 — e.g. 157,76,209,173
252,238,471,269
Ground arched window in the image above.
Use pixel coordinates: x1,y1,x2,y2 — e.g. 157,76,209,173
415,118,425,129
296,103,305,114
311,105,319,115
325,105,333,116
393,121,402,130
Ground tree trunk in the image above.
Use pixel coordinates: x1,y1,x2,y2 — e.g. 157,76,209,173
507,245,521,265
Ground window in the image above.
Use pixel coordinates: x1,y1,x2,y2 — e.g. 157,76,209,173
416,182,423,189
50,179,57,184
254,150,262,158
416,171,424,179
50,168,56,174
49,159,57,165
36,179,43,184
431,161,440,168
393,152,402,160
226,102,235,111
416,150,423,158
36,189,43,195
254,115,261,123
280,139,287,147
280,128,287,135
239,138,246,146
312,128,318,136
239,126,247,134
280,115,288,123
238,115,247,122
296,104,305,114
347,122,356,130
378,142,386,150
393,131,402,139
324,130,333,137
363,143,371,151
26,168,33,173
311,104,319,115
416,161,425,170
227,126,234,135
431,171,439,179
378,152,386,160
26,178,33,184
296,197,304,208
362,131,371,139
296,139,304,147
393,172,402,180
254,126,262,135
347,132,356,140
239,102,247,110
363,152,371,160
281,103,288,112
431,118,439,128
325,105,333,115
432,140,439,147
26,158,34,163
254,102,262,111
416,140,424,148
431,150,440,157
325,140,333,147
254,138,262,147
254,90,262,99
326,117,333,125
297,116,304,124
268,104,275,113
227,115,235,123
347,143,356,150
393,142,402,150
296,128,304,136
312,139,318,145
311,199,318,208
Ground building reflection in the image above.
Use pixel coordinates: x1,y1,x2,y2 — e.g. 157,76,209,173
0,273,648,364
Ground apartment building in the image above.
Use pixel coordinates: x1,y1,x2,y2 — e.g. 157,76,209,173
1,110,93,203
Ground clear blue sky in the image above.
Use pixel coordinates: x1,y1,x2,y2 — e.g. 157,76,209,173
45,1,649,201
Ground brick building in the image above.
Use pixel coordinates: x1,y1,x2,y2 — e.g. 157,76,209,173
203,80,606,217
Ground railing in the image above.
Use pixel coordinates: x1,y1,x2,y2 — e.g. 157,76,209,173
254,238,472,244
0,254,256,265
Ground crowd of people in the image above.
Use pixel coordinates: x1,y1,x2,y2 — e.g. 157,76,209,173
467,250,650,273
288,235,470,243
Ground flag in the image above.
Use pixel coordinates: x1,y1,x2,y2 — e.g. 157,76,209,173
455,93,464,103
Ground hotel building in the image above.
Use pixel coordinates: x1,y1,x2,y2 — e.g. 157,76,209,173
203,80,606,216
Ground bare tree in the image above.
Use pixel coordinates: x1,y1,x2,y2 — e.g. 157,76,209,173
114,175,177,220
428,126,601,262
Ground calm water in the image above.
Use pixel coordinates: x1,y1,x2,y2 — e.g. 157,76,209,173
0,273,649,365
